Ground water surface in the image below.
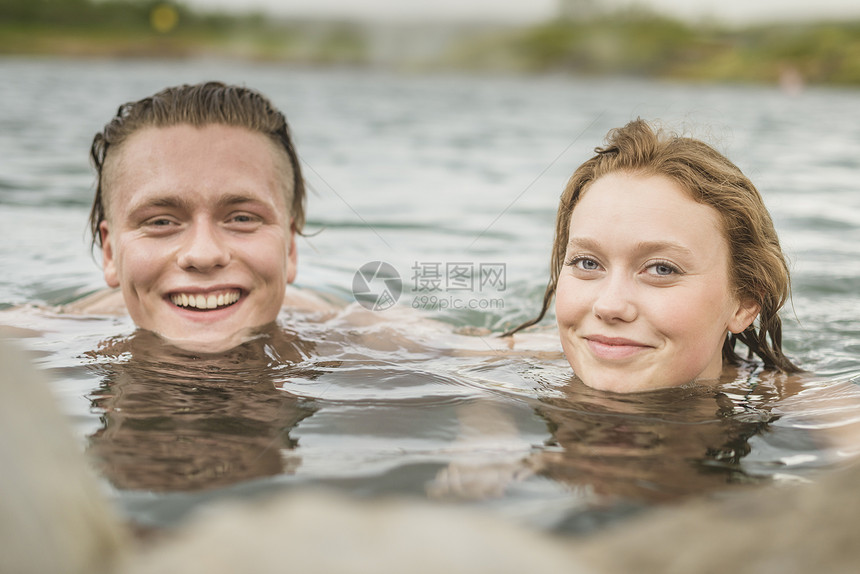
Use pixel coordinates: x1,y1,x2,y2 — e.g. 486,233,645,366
1,57,859,533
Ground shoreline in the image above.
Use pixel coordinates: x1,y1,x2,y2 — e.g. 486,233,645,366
2,15,860,87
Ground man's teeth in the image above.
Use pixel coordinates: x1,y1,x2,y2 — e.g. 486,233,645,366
171,291,240,310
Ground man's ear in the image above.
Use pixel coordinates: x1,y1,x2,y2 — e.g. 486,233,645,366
286,220,297,285
728,297,761,334
99,221,120,288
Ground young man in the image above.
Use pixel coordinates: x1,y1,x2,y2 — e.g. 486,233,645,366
75,81,327,351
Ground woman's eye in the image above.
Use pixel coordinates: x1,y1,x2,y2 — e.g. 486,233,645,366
647,262,680,276
569,256,601,271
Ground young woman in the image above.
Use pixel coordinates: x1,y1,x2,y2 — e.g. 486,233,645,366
507,119,799,393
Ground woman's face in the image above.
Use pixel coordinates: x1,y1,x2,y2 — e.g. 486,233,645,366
555,172,759,393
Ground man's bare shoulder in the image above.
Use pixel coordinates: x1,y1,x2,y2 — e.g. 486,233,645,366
283,285,341,314
60,289,127,315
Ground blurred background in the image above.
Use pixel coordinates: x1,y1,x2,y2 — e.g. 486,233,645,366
3,0,860,86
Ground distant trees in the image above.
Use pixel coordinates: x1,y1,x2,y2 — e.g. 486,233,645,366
557,0,601,21
0,0,189,28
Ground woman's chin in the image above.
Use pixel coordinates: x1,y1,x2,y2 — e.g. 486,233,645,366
573,367,680,394
579,376,650,394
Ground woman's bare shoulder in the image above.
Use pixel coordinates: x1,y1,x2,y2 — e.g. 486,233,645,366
443,326,563,359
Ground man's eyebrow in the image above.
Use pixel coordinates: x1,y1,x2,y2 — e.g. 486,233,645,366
127,196,191,213
215,193,270,207
128,193,272,214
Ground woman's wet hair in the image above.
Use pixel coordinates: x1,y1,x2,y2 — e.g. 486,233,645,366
88,81,305,249
506,118,799,373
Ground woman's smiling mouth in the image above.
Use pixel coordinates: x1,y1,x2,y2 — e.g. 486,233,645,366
169,289,241,311
585,335,652,360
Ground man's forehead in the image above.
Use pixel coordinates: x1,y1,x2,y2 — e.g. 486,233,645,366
102,124,294,208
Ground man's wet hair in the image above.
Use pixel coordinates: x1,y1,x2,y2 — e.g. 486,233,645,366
89,81,305,249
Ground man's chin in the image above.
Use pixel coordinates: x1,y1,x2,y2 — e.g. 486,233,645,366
156,325,270,354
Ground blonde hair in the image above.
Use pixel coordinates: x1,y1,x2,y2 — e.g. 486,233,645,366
507,119,798,372
89,81,305,249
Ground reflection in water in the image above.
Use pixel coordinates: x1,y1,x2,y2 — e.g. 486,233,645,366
424,356,806,534
87,327,319,492
71,313,849,532
530,372,781,507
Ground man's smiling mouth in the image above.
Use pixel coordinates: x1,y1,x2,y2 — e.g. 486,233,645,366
170,290,241,311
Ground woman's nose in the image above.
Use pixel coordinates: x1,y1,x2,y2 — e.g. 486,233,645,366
592,274,637,323
176,221,230,272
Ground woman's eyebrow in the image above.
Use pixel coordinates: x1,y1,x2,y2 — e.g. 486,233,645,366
567,237,694,256
566,236,600,251
633,240,694,257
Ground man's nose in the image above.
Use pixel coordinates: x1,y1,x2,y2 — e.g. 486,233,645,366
176,220,230,272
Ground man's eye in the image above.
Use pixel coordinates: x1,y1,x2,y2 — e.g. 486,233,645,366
146,218,173,226
229,213,260,224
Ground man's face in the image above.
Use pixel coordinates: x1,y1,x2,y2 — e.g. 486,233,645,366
100,124,296,351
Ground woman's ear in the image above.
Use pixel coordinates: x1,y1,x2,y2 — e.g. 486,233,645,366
728,297,761,334
286,218,297,284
